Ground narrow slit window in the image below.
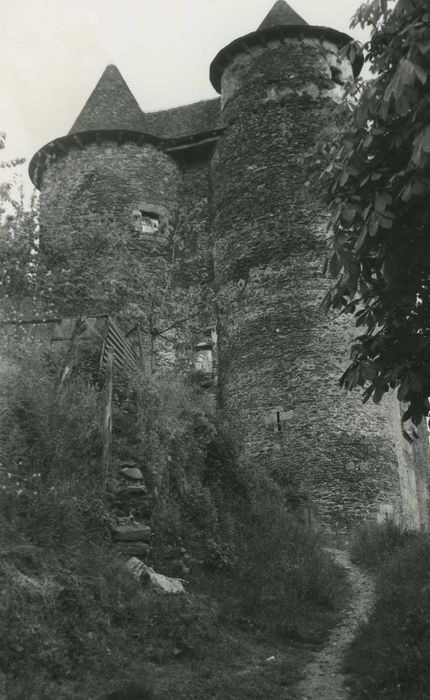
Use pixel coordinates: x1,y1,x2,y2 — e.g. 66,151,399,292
265,407,294,433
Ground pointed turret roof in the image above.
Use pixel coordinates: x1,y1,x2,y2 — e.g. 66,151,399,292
69,64,145,134
210,0,362,93
258,1,308,30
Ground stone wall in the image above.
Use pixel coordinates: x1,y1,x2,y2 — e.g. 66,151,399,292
39,140,180,226
211,35,406,529
389,397,430,529
168,152,217,380
33,35,430,529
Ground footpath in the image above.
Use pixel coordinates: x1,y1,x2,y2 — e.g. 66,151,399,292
296,548,375,700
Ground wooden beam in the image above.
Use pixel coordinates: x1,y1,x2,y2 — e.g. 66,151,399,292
101,350,113,493
165,135,220,154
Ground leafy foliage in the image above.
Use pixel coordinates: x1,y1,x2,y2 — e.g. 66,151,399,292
309,0,430,422
0,343,102,483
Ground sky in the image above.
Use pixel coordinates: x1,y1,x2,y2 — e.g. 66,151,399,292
0,0,369,175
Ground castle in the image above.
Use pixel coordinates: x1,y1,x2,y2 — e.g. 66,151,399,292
28,1,430,530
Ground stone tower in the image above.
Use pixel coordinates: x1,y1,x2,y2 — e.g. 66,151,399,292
29,65,180,319
28,2,430,530
210,1,429,528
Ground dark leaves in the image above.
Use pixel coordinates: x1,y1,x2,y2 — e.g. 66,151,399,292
306,0,430,420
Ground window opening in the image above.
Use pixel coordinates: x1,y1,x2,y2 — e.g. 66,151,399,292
194,341,213,374
330,65,343,85
265,407,294,433
132,209,160,234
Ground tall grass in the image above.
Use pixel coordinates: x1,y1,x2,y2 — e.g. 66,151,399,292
346,524,430,699
350,520,413,569
0,342,349,698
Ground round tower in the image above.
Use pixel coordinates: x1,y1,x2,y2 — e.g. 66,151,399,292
210,1,426,529
29,65,180,318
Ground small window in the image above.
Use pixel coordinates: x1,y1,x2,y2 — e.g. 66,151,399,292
132,209,160,235
194,342,213,374
330,65,344,85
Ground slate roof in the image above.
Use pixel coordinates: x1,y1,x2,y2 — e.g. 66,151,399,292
142,98,222,140
258,1,308,30
68,61,221,142
69,64,146,134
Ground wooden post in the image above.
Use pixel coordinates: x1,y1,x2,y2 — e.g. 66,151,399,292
101,350,113,493
137,323,144,368
58,316,85,391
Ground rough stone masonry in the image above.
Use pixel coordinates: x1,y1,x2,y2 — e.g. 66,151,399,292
28,1,430,530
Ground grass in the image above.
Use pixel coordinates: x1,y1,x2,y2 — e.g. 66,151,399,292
0,348,350,699
345,522,430,700
0,480,349,699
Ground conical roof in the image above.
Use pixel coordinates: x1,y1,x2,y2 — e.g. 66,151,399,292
258,0,308,30
69,64,145,134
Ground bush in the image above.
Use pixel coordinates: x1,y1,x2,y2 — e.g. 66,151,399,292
350,520,413,569
0,339,348,697
0,344,102,484
346,530,430,699
233,491,345,632
0,535,220,697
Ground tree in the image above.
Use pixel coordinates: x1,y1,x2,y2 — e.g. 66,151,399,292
310,0,430,423
0,166,212,373
37,203,212,371
0,135,37,319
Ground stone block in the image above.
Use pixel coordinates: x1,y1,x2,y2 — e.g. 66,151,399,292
119,542,150,558
110,522,151,542
116,485,147,497
119,467,144,481
126,558,185,594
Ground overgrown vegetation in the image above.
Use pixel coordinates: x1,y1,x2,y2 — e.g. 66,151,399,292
0,340,348,698
346,522,430,699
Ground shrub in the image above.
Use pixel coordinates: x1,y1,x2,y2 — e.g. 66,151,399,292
346,531,430,699
233,491,345,630
0,344,102,484
350,520,413,569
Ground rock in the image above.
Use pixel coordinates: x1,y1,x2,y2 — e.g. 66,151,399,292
116,485,147,497
126,557,147,579
110,522,151,542
126,558,185,594
119,542,150,558
119,467,144,481
145,567,185,594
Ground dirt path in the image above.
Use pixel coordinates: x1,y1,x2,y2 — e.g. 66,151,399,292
296,548,375,700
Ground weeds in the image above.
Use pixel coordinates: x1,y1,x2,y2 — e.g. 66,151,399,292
0,343,348,698
346,524,430,699
350,520,413,569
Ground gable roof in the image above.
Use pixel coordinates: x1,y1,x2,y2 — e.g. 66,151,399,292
258,1,308,30
69,64,145,134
